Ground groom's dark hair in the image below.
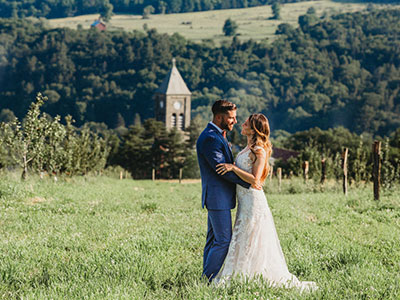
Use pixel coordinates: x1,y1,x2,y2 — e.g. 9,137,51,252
212,100,237,116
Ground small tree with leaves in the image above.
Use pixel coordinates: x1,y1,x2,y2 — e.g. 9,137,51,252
0,93,49,179
41,115,68,177
158,1,167,14
100,0,113,22
143,5,155,19
223,18,238,36
68,128,109,175
0,93,111,178
350,139,369,184
271,3,281,20
163,128,187,178
381,138,398,189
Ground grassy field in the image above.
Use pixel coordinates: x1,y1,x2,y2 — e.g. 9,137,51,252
47,0,400,44
0,173,399,299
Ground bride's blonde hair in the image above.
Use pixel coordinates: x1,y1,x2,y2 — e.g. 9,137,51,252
248,113,272,182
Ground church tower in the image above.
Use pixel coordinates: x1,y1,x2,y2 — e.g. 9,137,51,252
154,58,191,130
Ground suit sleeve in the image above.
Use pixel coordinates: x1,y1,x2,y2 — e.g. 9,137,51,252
201,135,251,189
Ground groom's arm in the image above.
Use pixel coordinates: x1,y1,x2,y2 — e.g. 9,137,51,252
201,135,251,189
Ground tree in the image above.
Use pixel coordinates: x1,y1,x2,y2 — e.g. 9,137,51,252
298,7,318,31
0,93,49,179
223,18,238,36
164,128,186,178
307,7,316,15
100,0,113,22
275,23,294,35
271,2,281,20
143,5,155,19
186,114,206,148
0,93,110,178
158,1,167,14
2,10,400,138
0,109,16,123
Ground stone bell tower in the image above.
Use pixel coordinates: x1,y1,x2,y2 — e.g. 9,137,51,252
154,58,192,130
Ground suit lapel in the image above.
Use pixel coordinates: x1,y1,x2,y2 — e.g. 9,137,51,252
207,124,234,162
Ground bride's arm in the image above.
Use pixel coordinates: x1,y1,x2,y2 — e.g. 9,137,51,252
216,151,266,186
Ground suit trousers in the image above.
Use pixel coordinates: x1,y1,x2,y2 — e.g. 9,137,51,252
202,209,232,281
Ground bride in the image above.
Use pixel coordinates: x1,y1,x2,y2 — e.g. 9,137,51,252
215,113,317,291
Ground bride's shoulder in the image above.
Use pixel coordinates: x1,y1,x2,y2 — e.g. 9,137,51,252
253,146,267,157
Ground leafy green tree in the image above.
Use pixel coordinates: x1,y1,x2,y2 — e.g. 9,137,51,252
298,7,318,31
390,129,400,149
0,109,16,123
0,93,110,178
100,0,113,22
381,138,398,189
158,1,167,14
0,93,49,179
350,139,369,183
143,5,155,19
117,124,147,178
34,115,67,177
271,2,281,20
186,114,206,148
1,10,400,137
163,128,186,178
223,18,238,36
307,7,316,15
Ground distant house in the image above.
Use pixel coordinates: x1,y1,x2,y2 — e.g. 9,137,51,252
270,147,299,166
91,19,106,31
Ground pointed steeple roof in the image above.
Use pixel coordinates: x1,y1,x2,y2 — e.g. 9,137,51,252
155,58,191,95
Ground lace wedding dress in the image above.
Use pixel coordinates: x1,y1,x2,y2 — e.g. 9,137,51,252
215,147,317,291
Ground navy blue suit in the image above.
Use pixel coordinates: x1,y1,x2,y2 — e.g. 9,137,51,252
196,123,250,281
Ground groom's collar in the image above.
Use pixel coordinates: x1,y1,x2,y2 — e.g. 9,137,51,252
209,122,224,135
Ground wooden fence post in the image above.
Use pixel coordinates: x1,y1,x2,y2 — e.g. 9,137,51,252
152,168,155,181
277,167,282,192
302,161,309,182
321,158,326,185
342,148,348,195
179,168,183,184
119,171,123,180
269,165,274,183
373,141,381,201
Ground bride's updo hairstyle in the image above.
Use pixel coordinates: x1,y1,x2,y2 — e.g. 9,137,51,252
248,113,272,182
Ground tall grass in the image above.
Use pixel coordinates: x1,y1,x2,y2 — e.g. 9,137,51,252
0,174,399,299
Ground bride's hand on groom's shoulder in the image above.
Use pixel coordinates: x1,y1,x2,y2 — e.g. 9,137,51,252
216,163,234,175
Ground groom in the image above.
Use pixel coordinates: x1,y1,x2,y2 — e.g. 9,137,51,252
196,100,252,282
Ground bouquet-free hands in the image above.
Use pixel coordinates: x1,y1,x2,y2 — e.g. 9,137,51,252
216,163,262,190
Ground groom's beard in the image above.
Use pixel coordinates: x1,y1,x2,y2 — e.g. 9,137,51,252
221,119,233,131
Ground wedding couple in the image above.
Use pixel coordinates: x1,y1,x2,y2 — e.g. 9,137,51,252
196,100,317,291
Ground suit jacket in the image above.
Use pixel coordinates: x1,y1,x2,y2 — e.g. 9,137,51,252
196,123,251,210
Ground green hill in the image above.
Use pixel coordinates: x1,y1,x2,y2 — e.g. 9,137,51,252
47,1,375,43
1,8,400,136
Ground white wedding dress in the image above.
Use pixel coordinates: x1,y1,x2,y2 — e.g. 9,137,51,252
215,147,317,291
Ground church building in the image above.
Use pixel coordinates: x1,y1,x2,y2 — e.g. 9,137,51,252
153,59,191,130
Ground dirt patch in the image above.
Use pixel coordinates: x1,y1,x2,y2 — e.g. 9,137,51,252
28,197,47,204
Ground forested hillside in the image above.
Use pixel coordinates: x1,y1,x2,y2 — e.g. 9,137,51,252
0,9,399,136
2,0,399,19
0,0,308,18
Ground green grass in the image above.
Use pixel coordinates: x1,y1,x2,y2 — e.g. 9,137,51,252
46,0,400,44
0,173,399,299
